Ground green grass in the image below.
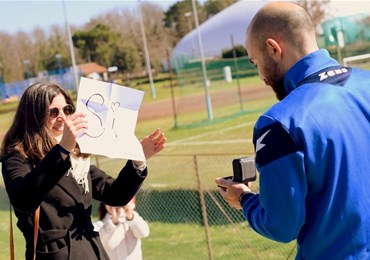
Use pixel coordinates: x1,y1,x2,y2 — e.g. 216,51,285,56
143,222,295,260
136,96,275,156
0,209,25,259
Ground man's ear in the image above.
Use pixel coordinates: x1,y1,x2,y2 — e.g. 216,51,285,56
266,38,282,61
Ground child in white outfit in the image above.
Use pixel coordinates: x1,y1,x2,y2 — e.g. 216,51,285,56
94,197,149,260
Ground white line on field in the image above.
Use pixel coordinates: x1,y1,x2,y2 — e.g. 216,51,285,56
166,139,252,146
169,121,255,145
93,122,255,163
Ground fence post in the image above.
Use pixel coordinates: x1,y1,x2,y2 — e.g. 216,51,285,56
193,155,214,260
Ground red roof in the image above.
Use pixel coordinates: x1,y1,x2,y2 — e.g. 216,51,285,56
78,62,107,75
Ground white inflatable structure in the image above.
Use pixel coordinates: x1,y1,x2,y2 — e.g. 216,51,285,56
172,0,267,63
171,0,369,65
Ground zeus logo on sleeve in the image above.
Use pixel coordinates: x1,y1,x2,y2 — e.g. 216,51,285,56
253,122,299,167
298,65,352,87
318,67,348,81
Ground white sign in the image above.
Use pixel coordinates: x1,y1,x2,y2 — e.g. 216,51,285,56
76,77,145,161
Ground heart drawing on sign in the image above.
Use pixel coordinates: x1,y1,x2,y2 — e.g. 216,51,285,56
111,102,120,112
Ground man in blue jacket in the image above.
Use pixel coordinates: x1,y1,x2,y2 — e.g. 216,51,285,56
215,2,370,259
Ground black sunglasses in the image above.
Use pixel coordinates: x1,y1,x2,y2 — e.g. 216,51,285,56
49,104,74,118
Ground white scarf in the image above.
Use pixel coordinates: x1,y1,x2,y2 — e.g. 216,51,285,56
55,136,90,194
67,155,90,194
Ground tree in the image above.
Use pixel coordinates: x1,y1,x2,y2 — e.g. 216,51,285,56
164,0,206,44
203,0,238,19
13,31,34,80
0,32,17,81
296,0,331,34
113,42,140,73
222,45,247,59
72,24,119,67
36,25,71,73
91,2,174,75
138,1,174,73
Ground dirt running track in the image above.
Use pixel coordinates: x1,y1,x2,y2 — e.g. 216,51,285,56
137,84,274,122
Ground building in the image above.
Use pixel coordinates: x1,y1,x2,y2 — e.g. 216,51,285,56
78,62,108,81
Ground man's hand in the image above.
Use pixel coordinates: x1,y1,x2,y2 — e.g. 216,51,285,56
215,177,252,210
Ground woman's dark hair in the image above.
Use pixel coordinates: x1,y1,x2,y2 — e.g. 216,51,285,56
98,202,108,220
0,81,74,164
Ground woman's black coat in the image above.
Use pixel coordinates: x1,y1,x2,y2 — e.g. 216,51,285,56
2,145,147,259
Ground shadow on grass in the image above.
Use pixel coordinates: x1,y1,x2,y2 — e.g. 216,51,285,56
2,184,243,226
93,189,245,226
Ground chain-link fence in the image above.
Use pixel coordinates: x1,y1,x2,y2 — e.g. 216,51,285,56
95,154,297,260
0,154,296,259
173,54,258,88
0,69,77,100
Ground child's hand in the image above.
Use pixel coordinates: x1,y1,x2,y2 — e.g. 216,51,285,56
123,205,134,221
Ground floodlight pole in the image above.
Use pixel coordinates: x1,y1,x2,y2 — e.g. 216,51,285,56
23,60,31,80
166,47,178,128
0,63,2,84
0,63,4,99
191,0,213,120
55,53,64,85
138,0,156,98
230,35,243,112
62,0,79,90
184,12,196,57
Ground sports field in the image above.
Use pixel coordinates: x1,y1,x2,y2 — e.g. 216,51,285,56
0,75,297,259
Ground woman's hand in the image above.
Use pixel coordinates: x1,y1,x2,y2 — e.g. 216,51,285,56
134,128,166,165
59,112,88,152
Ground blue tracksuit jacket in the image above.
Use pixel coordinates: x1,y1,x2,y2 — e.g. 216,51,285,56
241,49,370,259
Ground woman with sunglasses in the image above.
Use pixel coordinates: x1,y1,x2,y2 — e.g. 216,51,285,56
1,81,166,260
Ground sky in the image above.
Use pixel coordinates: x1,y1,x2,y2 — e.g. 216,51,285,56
0,0,369,34
0,0,180,34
